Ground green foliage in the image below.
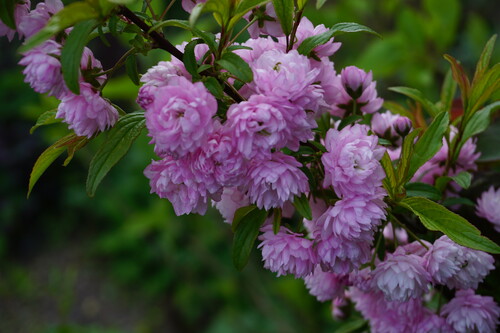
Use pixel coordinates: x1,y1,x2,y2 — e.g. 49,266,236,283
293,194,312,220
86,112,145,197
272,0,294,35
0,0,17,29
404,183,442,201
232,206,268,270
399,197,500,254
61,20,97,94
216,51,253,83
388,86,439,116
125,54,140,85
30,109,61,134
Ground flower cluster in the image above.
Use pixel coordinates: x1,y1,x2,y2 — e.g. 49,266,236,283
5,0,118,138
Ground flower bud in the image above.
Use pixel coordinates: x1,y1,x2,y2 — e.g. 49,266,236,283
394,116,412,137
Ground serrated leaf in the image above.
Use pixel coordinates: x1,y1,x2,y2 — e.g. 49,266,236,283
28,134,87,197
473,34,497,85
217,52,253,83
86,112,145,197
293,194,312,220
125,54,140,85
19,2,100,52
272,0,294,36
297,22,381,56
273,208,281,234
389,86,440,116
0,0,17,29
61,19,97,94
399,197,500,253
396,129,421,186
404,182,442,201
232,207,267,270
30,109,61,134
407,112,449,181
232,205,258,231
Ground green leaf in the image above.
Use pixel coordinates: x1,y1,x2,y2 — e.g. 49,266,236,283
399,197,500,254
272,0,294,36
86,112,145,197
467,63,500,115
315,0,326,10
232,205,258,232
229,0,270,30
183,39,201,78
60,19,97,94
396,129,421,186
335,318,368,333
383,101,413,119
293,194,312,220
381,151,397,198
441,197,475,207
473,34,497,85
28,134,88,197
389,86,440,116
232,207,268,270
444,54,470,112
200,0,231,27
273,208,282,234
125,54,140,85
30,109,61,134
19,2,100,52
189,2,205,27
435,171,472,192
203,76,224,99
404,182,442,201
297,22,381,56
338,115,363,130
0,0,16,29
217,52,253,83
407,112,449,181
439,68,457,113
457,101,500,156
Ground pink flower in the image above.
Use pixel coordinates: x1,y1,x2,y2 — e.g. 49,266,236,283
334,66,383,115
181,0,206,13
236,37,285,64
371,112,411,145
322,124,385,198
245,152,309,210
0,1,30,41
441,289,500,333
285,17,341,57
304,265,347,301
371,253,431,302
258,224,317,278
144,155,218,216
56,82,118,138
245,3,283,38
145,76,217,157
18,0,63,39
476,186,500,231
424,235,494,290
213,187,250,224
18,40,67,98
226,95,290,158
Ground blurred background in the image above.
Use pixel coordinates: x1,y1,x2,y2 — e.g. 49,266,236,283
0,0,499,332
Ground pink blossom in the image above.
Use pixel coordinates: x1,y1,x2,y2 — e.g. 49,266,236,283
383,224,408,244
56,82,118,138
236,36,285,64
476,186,500,231
245,152,309,210
18,0,63,39
424,235,494,290
371,253,431,302
245,3,283,38
441,289,500,333
181,0,206,13
145,76,217,157
304,265,347,301
322,124,385,198
285,17,341,57
144,155,218,216
213,187,250,224
258,224,317,278
0,1,30,41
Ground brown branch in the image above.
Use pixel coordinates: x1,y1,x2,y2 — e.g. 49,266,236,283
118,6,243,103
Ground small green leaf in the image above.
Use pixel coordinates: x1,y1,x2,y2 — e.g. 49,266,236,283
200,0,231,27
19,2,100,52
335,318,368,333
297,22,381,56
86,112,145,197
315,0,326,9
442,197,475,207
399,197,500,253
435,171,472,192
0,0,17,29
408,112,449,181
229,0,270,30
232,205,258,232
389,86,440,116
61,19,97,94
381,151,397,199
444,54,470,112
30,109,61,134
383,101,413,119
189,2,205,26
203,76,224,99
272,0,294,36
273,208,282,234
338,115,363,130
404,182,442,201
28,134,88,197
232,207,268,270
440,68,457,113
396,129,421,186
293,194,312,220
183,39,201,78
217,52,253,83
125,54,140,85
473,34,497,85
467,64,500,115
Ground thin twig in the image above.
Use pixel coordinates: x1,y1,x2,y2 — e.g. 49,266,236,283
389,213,429,250
229,17,257,45
160,0,177,20
99,47,137,90
144,0,157,20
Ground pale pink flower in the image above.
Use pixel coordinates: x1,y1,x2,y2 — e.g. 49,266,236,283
476,186,500,232
304,265,347,301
